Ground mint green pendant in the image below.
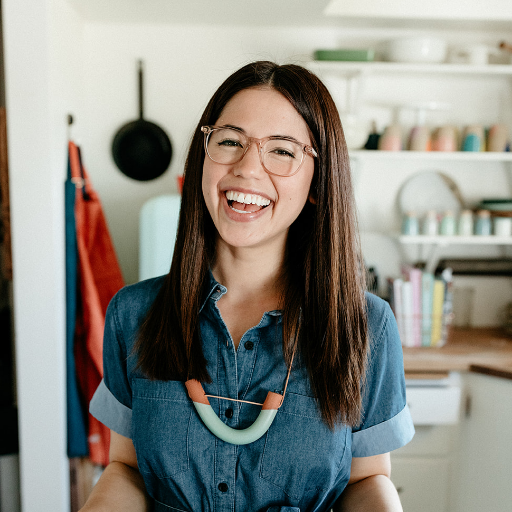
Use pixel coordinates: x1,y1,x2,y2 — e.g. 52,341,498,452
185,379,283,445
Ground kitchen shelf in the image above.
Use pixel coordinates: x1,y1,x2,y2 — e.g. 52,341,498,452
308,61,512,77
349,150,512,162
397,235,512,272
398,235,512,246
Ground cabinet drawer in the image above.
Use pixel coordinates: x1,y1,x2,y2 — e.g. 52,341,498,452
406,386,461,425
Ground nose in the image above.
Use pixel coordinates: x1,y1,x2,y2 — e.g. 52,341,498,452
232,141,265,178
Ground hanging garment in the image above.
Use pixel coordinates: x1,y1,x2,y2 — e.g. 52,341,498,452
70,141,125,466
65,149,88,458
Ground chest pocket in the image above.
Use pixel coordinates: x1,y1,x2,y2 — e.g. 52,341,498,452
259,392,349,500
132,378,191,479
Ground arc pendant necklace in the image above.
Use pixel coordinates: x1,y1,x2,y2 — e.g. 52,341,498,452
185,341,296,446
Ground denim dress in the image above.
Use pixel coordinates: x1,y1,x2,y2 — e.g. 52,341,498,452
90,273,414,512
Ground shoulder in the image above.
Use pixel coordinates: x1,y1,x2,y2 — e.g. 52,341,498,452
106,275,167,341
112,275,167,312
364,291,394,344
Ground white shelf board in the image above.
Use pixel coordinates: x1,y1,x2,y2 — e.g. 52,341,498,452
349,150,512,162
308,61,512,76
398,235,512,245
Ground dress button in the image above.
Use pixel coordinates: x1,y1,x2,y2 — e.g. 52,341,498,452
218,482,228,493
244,340,254,350
225,408,233,419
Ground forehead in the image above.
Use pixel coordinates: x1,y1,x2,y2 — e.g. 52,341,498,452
215,87,311,143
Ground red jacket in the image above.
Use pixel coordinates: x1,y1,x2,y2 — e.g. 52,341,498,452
70,141,124,466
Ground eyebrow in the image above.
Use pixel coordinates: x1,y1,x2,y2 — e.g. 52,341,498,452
220,124,303,144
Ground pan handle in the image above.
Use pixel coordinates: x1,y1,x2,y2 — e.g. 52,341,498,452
138,60,144,119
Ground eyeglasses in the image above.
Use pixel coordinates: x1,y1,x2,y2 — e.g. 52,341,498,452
201,125,318,177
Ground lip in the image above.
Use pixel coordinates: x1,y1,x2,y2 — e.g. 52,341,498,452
220,187,273,222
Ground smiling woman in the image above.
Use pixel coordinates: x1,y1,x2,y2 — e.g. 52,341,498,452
83,61,414,512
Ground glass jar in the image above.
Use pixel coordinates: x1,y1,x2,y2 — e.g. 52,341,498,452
458,210,474,236
440,210,457,236
475,210,492,236
422,210,439,236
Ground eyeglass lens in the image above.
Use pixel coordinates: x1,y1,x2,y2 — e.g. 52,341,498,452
206,128,304,176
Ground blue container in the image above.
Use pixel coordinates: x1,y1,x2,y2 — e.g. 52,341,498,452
462,133,481,152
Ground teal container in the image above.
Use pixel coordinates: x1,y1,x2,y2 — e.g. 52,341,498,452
462,133,481,152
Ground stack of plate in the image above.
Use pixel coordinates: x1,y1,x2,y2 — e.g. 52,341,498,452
478,199,512,217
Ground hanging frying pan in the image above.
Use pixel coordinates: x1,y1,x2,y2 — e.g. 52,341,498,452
112,60,173,181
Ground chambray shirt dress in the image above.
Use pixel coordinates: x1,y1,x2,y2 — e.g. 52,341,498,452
90,272,414,512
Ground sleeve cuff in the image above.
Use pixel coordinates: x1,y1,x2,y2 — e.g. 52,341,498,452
351,404,415,457
89,379,133,439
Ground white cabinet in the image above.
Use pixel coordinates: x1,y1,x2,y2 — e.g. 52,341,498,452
390,372,512,512
452,372,512,512
390,375,462,512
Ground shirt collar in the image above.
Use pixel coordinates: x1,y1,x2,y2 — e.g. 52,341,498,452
199,269,227,313
198,269,282,317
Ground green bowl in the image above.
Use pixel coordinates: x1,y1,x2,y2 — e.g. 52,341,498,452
479,198,512,211
314,49,375,62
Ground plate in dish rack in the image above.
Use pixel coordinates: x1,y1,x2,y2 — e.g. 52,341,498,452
399,171,464,216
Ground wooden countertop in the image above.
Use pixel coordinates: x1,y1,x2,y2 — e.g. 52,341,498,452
403,328,512,380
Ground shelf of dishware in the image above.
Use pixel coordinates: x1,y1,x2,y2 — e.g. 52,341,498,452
308,61,512,77
398,235,512,246
349,150,512,162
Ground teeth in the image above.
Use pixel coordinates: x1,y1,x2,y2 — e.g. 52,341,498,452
226,190,270,206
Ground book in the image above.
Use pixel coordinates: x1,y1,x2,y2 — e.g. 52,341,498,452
421,272,435,346
389,278,405,345
401,280,414,347
402,266,422,347
431,279,446,346
440,268,454,346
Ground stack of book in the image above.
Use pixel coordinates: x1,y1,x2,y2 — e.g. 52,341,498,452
388,266,453,347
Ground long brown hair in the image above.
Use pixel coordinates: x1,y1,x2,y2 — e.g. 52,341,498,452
135,61,368,428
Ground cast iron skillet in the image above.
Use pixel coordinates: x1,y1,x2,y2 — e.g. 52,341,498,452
112,60,173,181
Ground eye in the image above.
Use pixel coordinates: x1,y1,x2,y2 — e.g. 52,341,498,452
271,147,296,158
217,138,244,148
266,139,299,160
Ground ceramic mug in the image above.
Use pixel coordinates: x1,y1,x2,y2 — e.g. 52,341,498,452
462,124,484,152
487,124,509,152
378,124,402,151
408,126,431,151
432,125,458,151
494,217,512,237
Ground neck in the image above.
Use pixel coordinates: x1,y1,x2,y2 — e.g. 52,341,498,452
211,240,287,305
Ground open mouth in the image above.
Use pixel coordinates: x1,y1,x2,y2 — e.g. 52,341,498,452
225,190,271,214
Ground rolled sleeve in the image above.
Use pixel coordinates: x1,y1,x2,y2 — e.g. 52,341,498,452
352,404,414,457
89,289,134,438
352,294,415,456
90,379,133,438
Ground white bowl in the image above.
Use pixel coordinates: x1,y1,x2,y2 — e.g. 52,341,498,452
384,37,448,64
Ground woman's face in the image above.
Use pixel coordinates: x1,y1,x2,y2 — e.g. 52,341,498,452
202,87,315,254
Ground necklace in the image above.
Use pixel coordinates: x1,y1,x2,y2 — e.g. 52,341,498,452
185,342,296,445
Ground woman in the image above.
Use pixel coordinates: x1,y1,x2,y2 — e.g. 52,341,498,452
84,61,414,512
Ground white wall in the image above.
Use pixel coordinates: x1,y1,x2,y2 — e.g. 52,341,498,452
3,0,84,509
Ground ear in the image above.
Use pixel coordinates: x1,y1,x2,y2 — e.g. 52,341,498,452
308,192,317,205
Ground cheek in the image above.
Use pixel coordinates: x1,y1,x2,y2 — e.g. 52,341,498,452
201,165,216,216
